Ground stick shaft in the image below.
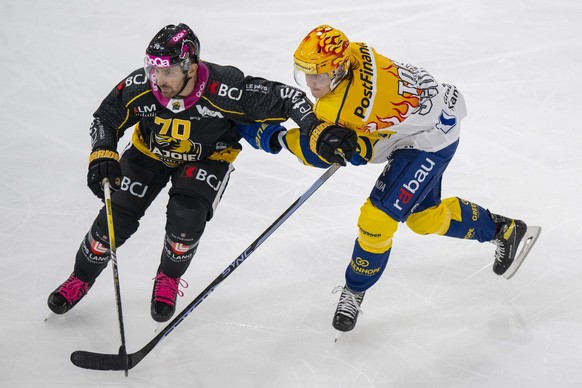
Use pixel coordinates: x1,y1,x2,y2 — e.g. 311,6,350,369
102,179,129,376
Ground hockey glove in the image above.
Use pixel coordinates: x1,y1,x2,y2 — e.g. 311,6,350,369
309,122,357,166
237,122,286,154
87,149,122,199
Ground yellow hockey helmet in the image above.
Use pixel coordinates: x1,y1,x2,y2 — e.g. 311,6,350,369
294,24,350,74
294,25,350,93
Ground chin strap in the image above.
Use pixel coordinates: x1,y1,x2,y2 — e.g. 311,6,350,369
173,75,191,98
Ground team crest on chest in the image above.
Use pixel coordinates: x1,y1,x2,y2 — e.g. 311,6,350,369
167,98,185,112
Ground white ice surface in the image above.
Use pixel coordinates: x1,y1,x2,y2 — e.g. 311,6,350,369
1,0,582,387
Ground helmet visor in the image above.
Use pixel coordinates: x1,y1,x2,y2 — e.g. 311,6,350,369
293,69,331,89
144,54,190,80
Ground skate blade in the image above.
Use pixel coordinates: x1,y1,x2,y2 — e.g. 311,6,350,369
503,226,542,279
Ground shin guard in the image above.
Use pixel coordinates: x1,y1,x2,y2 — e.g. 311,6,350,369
160,195,208,277
74,229,111,283
345,240,391,293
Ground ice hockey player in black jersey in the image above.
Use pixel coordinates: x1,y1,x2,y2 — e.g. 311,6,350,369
47,23,351,323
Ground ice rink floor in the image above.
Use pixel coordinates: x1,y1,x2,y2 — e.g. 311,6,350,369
1,0,581,387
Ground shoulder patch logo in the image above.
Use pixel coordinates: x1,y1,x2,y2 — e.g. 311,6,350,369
436,111,457,134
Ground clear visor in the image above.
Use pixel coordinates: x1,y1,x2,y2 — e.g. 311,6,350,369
143,55,190,80
293,69,331,89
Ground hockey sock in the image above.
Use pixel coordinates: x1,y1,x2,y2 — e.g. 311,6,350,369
345,240,391,293
73,230,111,282
443,197,496,242
159,234,198,278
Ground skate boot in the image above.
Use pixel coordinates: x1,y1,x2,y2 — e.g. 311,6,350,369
332,286,365,332
151,271,188,323
47,273,92,314
491,213,542,279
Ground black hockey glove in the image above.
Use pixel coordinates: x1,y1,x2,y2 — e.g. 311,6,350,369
87,148,122,199
309,122,357,166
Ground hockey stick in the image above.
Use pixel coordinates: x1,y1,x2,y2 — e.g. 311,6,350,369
71,164,341,372
102,178,129,376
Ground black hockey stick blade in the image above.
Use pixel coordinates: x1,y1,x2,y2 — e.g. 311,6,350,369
71,345,133,372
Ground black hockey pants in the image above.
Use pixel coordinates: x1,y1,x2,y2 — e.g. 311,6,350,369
73,145,233,282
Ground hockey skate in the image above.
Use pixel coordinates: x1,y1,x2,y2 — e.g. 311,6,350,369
47,273,92,314
151,271,188,322
332,286,365,332
491,214,542,279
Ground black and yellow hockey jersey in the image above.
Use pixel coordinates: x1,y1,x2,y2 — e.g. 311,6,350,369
90,61,319,167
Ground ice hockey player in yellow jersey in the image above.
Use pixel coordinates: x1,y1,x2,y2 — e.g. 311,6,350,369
292,24,542,333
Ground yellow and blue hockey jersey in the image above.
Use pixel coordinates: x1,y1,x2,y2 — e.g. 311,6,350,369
286,41,468,167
